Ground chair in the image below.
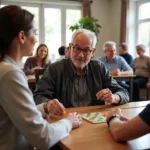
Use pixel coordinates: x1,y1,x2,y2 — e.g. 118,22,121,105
35,69,45,83
140,87,150,100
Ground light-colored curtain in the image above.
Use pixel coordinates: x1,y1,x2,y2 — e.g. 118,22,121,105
120,0,129,43
82,0,91,17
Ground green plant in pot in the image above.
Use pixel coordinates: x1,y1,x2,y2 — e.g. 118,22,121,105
69,16,101,38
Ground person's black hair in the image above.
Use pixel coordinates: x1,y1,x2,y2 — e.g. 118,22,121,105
0,5,34,61
119,43,128,50
58,46,66,56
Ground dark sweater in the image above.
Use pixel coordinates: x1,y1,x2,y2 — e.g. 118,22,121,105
34,58,129,107
120,53,133,68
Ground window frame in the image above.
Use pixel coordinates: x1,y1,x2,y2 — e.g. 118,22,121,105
1,0,81,61
136,0,150,54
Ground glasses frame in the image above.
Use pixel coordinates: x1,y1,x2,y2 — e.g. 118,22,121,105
71,44,93,55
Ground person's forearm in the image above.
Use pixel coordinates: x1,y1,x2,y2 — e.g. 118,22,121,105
110,71,116,76
109,116,150,142
121,70,133,75
109,118,127,142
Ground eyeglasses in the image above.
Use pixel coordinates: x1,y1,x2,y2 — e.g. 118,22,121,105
71,44,92,55
106,50,116,53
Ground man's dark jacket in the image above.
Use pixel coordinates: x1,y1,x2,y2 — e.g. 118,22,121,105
34,58,129,107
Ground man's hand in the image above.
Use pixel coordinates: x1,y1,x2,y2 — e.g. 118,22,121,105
47,99,65,116
110,69,121,76
96,88,120,104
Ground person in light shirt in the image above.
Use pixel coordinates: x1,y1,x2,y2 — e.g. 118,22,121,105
133,44,150,101
97,41,133,90
0,5,82,150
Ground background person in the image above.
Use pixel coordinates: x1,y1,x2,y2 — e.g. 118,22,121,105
56,45,70,62
98,41,133,90
98,41,133,76
24,43,50,75
56,46,66,62
133,44,150,101
118,43,133,67
65,45,71,58
0,5,82,150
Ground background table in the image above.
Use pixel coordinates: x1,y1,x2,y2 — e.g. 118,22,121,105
113,75,136,101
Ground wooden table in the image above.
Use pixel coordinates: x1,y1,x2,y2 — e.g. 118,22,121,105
113,75,136,101
48,101,150,150
26,75,36,83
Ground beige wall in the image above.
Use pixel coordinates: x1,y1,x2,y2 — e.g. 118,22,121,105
91,0,121,58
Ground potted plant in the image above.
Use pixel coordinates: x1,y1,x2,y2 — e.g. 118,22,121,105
69,16,101,38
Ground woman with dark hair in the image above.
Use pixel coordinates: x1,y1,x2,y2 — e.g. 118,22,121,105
0,5,82,150
24,43,50,75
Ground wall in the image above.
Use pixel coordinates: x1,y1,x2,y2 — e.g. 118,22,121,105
127,0,136,57
109,0,121,52
91,0,121,58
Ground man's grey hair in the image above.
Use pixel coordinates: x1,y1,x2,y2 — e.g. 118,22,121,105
136,44,147,52
103,41,116,51
71,29,97,48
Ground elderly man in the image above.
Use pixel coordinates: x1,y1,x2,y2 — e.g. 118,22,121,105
98,41,133,89
34,29,129,116
98,41,133,76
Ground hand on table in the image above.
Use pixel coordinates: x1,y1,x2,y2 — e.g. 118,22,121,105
110,69,121,76
67,112,82,129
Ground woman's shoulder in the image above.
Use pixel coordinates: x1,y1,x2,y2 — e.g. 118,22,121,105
26,56,35,61
0,62,24,81
25,57,36,63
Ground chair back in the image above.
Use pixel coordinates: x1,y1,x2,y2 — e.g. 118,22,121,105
35,69,45,83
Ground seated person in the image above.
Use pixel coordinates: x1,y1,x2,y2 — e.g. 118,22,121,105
97,41,133,89
133,44,150,101
24,43,50,75
0,5,82,150
56,45,71,62
118,43,133,67
65,45,71,58
56,46,66,62
106,106,150,142
34,29,129,116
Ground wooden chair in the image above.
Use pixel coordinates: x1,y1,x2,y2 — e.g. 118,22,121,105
35,69,45,83
147,87,150,100
140,87,150,100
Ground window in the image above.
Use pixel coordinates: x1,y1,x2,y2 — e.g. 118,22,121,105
137,0,150,56
1,1,81,62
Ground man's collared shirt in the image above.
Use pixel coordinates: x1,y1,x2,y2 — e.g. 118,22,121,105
70,62,92,107
98,55,132,72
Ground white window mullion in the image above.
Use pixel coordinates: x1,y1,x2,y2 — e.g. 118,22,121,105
39,4,45,43
61,7,66,46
